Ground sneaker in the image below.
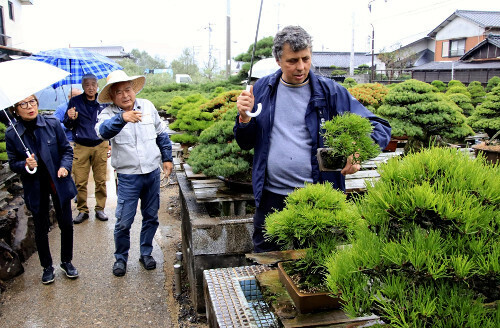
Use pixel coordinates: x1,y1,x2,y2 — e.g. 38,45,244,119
73,212,89,224
42,266,55,285
139,255,157,270
95,210,108,221
113,259,127,277
60,262,79,279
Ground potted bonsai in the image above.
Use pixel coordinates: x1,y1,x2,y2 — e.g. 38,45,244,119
318,112,381,171
264,183,365,313
468,85,500,139
187,103,253,191
376,79,474,153
325,147,499,326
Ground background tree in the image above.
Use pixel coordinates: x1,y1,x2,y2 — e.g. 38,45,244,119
234,36,274,81
377,45,418,80
171,48,200,78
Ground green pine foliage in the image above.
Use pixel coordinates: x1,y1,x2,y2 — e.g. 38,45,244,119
186,96,253,180
265,183,365,290
376,79,473,151
321,113,381,167
486,76,500,93
168,93,210,144
447,79,466,89
467,81,486,107
0,123,6,162
468,85,500,137
340,77,357,89
325,147,500,327
446,85,471,99
447,93,474,116
431,80,447,92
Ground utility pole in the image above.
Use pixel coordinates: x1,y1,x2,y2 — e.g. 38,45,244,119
226,0,231,79
350,12,355,76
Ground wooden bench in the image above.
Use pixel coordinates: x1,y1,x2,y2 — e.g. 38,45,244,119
184,164,254,216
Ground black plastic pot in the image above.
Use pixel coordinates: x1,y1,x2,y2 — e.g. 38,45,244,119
317,148,346,171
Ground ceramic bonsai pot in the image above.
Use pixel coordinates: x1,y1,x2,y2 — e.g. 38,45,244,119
317,148,345,171
383,139,398,152
472,142,500,165
277,261,342,314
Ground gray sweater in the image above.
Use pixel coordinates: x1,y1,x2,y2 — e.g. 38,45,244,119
265,80,313,195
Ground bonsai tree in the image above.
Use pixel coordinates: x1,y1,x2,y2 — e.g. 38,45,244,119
467,81,486,107
319,113,381,170
264,183,364,291
168,93,210,144
468,85,500,138
341,77,357,89
187,96,253,181
325,147,499,327
376,79,474,152
431,80,447,92
485,76,500,92
348,83,389,112
447,92,474,116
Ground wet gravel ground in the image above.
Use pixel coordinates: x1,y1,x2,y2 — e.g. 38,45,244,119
0,162,208,328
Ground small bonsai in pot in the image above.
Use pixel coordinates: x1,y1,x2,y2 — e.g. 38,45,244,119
325,147,499,327
318,112,381,171
264,183,365,312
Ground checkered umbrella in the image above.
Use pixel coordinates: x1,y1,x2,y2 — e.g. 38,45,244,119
27,48,123,88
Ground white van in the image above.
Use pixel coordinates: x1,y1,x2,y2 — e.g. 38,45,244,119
175,74,192,83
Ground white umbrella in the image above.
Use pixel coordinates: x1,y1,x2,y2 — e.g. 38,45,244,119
251,58,279,79
0,59,70,110
0,59,70,174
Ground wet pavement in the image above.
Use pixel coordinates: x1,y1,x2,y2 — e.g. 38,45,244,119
0,160,178,327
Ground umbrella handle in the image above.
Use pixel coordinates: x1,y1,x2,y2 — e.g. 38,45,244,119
25,151,37,174
244,85,262,118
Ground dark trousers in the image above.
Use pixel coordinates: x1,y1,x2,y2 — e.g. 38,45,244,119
253,189,287,253
33,179,74,268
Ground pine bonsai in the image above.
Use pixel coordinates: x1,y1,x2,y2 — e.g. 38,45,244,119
264,183,364,291
348,83,389,112
325,147,499,327
376,79,473,152
168,93,210,144
319,113,381,170
447,92,474,116
486,76,500,93
468,85,500,138
431,80,447,92
187,92,253,180
467,81,486,107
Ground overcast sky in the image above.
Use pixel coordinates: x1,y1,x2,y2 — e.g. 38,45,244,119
19,0,500,68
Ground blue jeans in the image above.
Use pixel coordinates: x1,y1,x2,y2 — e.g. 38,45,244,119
114,168,160,262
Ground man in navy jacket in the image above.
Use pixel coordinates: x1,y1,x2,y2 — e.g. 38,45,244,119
235,26,391,252
64,74,109,224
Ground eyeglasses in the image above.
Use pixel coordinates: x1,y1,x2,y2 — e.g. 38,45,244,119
17,99,38,109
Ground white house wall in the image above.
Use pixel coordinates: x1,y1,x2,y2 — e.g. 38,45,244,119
435,17,485,40
1,0,26,47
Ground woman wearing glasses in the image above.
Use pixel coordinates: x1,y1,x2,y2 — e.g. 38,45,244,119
5,95,79,285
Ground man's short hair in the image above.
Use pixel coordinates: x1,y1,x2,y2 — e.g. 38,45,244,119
273,26,312,61
82,73,98,84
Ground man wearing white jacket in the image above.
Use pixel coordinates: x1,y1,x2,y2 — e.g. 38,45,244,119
95,70,173,277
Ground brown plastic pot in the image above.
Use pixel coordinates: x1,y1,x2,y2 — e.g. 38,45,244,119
277,262,342,314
